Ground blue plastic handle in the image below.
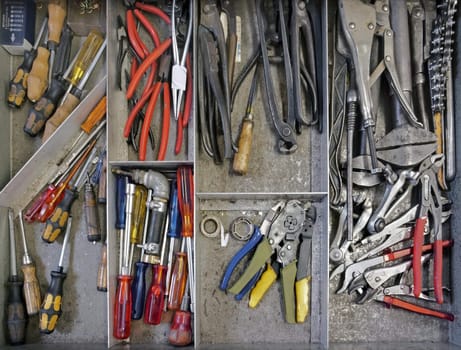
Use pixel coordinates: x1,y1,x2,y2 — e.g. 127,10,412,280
234,267,264,301
220,227,262,291
131,261,149,320
115,175,127,229
167,180,182,239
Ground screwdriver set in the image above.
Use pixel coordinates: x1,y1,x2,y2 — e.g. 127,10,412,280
2,0,461,349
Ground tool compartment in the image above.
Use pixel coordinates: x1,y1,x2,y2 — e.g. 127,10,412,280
0,0,461,349
0,2,108,348
327,0,461,348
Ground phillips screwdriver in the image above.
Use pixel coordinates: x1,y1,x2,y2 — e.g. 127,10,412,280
42,144,99,243
39,216,72,334
18,211,41,316
113,183,135,340
131,189,152,320
168,282,192,346
144,212,169,325
84,174,101,242
8,17,48,108
46,0,67,84
233,67,258,175
42,37,107,142
115,175,127,274
6,209,26,345
165,180,181,307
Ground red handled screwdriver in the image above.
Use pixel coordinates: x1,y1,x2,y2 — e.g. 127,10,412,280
144,212,169,324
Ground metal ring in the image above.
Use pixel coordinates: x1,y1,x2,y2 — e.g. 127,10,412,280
230,217,254,241
200,216,221,238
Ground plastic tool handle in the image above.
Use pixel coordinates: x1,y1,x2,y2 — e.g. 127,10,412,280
157,83,171,161
84,181,101,242
233,116,254,175
24,78,66,136
42,188,77,243
115,175,127,230
433,239,444,304
295,275,311,323
139,82,162,161
168,252,188,311
8,49,37,108
27,46,50,102
144,265,167,325
131,186,147,244
131,262,148,320
21,263,41,316
167,181,181,239
25,184,56,222
412,217,426,298
81,96,107,133
433,111,447,189
47,0,66,45
281,261,297,324
220,227,262,290
249,263,277,308
42,93,80,142
113,275,133,340
97,242,107,292
382,295,454,321
235,267,263,301
6,277,26,345
126,38,172,99
228,237,272,295
168,310,192,346
39,268,66,334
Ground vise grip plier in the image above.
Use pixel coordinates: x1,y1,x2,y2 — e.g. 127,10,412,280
339,0,423,172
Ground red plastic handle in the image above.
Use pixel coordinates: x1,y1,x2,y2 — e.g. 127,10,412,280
139,82,162,161
135,2,171,24
134,9,161,48
412,217,426,298
157,82,171,161
124,85,154,138
433,239,444,304
113,275,133,339
126,10,147,60
144,265,167,325
127,38,172,99
383,295,453,321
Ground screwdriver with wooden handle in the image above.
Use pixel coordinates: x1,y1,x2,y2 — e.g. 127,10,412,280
83,174,101,242
42,36,106,142
46,0,67,84
18,211,41,316
232,67,258,175
6,209,26,345
97,239,107,292
8,17,48,108
39,216,72,334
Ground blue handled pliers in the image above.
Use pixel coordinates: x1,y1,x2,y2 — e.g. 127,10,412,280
219,201,286,299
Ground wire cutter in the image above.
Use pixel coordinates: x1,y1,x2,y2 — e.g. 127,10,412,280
171,0,193,121
129,53,172,161
220,201,286,299
226,200,314,324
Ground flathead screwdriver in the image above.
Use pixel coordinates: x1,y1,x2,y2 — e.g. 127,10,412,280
18,211,41,316
6,209,26,345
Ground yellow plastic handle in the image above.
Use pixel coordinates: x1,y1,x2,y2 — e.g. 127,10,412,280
295,276,311,323
249,263,277,308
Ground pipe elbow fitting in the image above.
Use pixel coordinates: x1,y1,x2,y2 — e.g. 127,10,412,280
134,170,170,200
